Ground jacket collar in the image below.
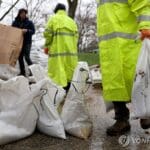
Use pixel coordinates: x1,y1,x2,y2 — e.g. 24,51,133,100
56,10,67,15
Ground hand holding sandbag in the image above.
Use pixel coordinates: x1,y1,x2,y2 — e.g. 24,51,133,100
140,29,150,40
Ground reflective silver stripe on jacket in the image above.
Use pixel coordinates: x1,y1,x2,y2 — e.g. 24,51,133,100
97,0,127,6
53,32,76,36
99,32,138,42
49,52,78,57
46,29,77,36
137,15,150,22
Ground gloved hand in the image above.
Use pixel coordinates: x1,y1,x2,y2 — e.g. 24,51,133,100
140,29,150,40
44,48,49,54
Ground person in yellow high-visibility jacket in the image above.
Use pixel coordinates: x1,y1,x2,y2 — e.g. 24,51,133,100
97,0,150,136
44,3,78,91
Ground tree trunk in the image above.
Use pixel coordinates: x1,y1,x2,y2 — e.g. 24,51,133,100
68,0,78,19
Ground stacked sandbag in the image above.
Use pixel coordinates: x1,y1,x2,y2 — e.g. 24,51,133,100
61,62,92,139
0,65,19,80
29,64,66,139
0,76,38,145
30,49,48,68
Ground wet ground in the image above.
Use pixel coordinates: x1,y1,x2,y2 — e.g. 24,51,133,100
0,85,150,150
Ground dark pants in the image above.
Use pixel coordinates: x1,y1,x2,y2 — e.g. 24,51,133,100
19,44,32,75
113,102,129,121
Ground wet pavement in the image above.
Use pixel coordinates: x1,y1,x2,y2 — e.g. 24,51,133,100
0,85,150,150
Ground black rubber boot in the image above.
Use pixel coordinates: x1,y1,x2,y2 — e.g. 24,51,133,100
107,120,131,136
107,102,130,136
140,119,150,129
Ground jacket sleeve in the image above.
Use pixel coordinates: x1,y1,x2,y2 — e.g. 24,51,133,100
44,18,53,48
27,21,35,35
128,0,150,30
12,20,18,27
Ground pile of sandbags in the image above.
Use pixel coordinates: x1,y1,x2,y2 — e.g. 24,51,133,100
0,62,92,145
29,63,92,139
0,75,66,145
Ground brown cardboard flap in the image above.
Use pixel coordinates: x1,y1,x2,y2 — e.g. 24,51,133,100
0,24,23,66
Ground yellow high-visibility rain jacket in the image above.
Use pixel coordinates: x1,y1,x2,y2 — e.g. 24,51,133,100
97,0,150,101
44,10,78,87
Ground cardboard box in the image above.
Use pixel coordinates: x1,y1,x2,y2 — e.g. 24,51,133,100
0,24,23,66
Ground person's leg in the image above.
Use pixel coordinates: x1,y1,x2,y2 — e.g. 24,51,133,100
63,82,71,93
113,102,129,121
18,49,25,76
24,44,32,65
107,102,130,136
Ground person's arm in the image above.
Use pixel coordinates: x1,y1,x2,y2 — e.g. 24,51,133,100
27,21,35,35
128,0,150,39
43,18,53,49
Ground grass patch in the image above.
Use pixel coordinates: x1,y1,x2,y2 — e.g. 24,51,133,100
78,52,100,66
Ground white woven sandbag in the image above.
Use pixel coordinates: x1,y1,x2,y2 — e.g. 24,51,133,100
61,62,92,139
132,39,150,119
